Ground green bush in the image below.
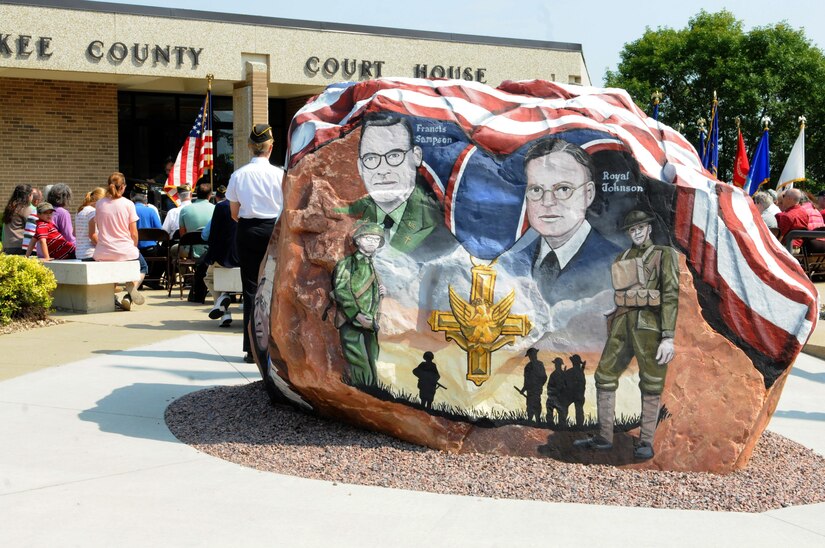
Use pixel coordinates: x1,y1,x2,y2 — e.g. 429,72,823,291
0,255,56,325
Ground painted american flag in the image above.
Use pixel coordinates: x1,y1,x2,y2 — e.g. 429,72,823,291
286,78,817,377
164,91,213,205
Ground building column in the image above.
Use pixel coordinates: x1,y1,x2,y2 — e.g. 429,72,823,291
233,60,269,168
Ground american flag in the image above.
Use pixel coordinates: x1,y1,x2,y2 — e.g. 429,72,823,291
286,78,817,382
164,91,213,204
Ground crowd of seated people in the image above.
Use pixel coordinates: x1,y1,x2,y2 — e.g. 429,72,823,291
2,176,241,318
753,188,825,253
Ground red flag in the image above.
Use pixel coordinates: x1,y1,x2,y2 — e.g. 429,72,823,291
732,127,749,188
164,92,213,205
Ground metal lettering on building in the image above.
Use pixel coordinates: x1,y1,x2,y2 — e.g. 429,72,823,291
86,41,203,68
0,34,53,58
305,56,385,79
414,64,486,83
304,56,488,83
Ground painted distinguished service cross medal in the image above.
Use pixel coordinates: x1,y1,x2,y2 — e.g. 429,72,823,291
428,261,532,386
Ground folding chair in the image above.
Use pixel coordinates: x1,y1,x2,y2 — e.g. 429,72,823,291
171,231,205,299
166,229,180,297
137,228,171,291
785,228,825,279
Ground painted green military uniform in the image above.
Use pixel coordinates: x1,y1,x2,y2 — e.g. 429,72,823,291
595,239,679,395
343,182,440,254
575,210,680,460
332,245,383,386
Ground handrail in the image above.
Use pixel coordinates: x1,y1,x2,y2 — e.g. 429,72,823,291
783,229,825,252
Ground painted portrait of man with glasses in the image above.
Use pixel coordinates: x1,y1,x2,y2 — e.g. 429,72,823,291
516,137,621,306
343,113,444,254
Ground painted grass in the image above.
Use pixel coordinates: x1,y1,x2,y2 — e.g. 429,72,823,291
349,379,669,433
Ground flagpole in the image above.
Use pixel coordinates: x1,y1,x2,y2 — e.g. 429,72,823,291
798,115,806,189
206,73,214,190
797,115,806,189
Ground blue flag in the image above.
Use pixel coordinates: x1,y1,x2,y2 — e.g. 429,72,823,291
698,128,707,162
702,100,719,176
745,129,770,196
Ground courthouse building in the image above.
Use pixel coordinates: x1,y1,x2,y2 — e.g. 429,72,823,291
0,0,590,203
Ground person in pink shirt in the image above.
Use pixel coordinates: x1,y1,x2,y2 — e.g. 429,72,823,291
800,193,824,229
816,191,825,219
91,172,147,311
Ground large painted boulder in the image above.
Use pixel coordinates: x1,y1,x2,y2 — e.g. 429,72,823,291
249,78,817,473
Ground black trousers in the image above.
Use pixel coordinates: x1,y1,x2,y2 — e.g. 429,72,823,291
236,217,276,353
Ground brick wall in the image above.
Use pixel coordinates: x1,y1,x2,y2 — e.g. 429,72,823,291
0,77,118,211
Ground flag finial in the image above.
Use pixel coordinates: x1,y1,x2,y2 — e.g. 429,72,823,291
206,73,214,91
697,117,707,131
735,116,741,129
651,89,661,104
713,90,717,102
799,115,807,128
762,116,771,130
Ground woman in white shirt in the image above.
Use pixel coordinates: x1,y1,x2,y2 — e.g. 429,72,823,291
74,187,106,260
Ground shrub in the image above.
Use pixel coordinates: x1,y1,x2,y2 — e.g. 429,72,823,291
0,255,56,325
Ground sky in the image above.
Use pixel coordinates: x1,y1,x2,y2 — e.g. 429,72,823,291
90,0,825,87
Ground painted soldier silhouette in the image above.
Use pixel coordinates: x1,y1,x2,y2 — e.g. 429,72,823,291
520,348,547,423
562,354,587,427
546,357,568,428
413,351,441,409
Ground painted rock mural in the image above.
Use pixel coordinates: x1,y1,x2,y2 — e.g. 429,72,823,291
249,79,818,473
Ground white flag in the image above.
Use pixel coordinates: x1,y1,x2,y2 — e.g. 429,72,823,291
777,124,805,189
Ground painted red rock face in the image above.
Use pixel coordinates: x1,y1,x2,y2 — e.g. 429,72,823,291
249,79,816,473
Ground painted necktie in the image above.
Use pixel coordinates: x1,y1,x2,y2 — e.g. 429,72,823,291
538,250,560,298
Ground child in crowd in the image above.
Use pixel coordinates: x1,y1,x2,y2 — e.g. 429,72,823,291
25,202,76,260
74,187,106,260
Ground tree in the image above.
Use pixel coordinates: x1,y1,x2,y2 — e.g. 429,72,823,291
605,10,825,188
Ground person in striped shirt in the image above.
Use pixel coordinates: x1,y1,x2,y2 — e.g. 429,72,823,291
22,188,42,255
25,202,76,260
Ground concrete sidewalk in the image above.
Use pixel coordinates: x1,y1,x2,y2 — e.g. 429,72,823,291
1,292,824,546
0,289,244,381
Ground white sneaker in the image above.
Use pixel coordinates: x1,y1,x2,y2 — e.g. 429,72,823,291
125,281,145,305
219,311,232,327
209,293,230,319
